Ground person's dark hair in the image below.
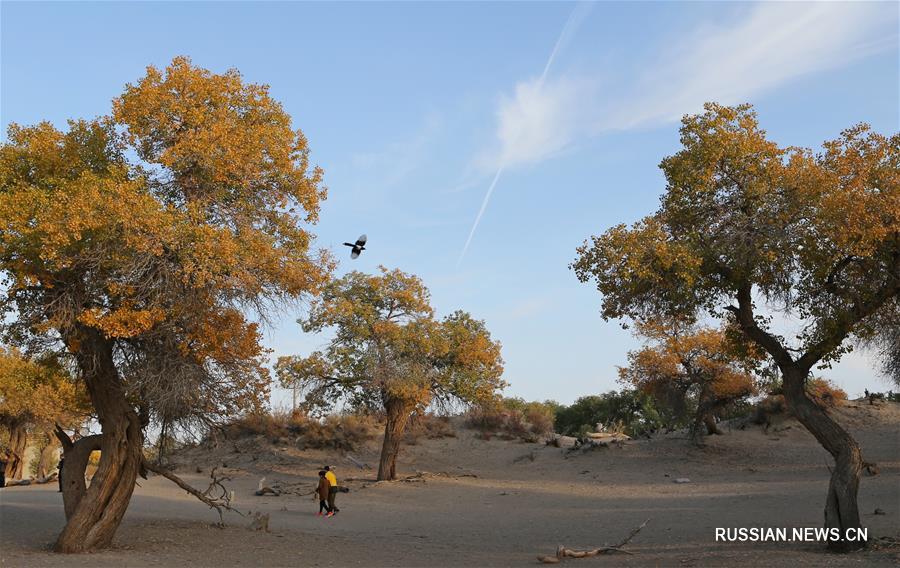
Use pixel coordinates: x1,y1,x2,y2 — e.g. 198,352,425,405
324,465,331,471
318,470,326,476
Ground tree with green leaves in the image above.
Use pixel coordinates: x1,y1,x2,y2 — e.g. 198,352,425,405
573,103,898,552
554,390,662,439
277,267,505,480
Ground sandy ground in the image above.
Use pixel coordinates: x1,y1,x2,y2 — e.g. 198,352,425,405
1,401,898,567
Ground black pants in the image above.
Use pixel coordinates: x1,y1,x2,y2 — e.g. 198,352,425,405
319,499,331,513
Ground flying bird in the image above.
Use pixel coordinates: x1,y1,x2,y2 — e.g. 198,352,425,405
343,234,367,259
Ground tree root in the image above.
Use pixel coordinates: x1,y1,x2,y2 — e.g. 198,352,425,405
536,518,649,564
142,459,243,525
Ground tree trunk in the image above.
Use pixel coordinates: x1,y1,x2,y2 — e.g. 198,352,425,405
37,436,60,478
377,398,413,481
4,420,28,480
54,328,144,553
782,367,864,552
57,432,103,519
702,413,722,435
691,391,722,442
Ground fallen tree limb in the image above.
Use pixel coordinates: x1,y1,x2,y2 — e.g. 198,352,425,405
142,459,244,524
255,476,281,496
345,453,371,470
536,518,649,564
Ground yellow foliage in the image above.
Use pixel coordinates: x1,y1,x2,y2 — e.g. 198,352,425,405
619,321,759,409
0,58,333,426
0,347,86,428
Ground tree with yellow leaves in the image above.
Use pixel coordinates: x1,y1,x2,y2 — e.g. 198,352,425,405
0,347,85,480
573,103,898,552
0,57,331,552
276,267,505,480
618,321,760,440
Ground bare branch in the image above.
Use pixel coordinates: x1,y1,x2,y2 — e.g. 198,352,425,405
142,459,244,525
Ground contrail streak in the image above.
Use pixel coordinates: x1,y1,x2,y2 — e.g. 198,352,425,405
458,166,504,267
457,2,592,267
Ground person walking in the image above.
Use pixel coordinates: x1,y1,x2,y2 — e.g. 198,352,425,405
316,470,333,517
324,466,340,513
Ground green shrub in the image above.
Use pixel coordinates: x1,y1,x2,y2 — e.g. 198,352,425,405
554,390,664,438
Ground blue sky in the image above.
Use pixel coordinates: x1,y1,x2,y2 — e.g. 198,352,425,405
2,1,898,405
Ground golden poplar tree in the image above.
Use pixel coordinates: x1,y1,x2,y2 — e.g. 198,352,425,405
574,103,898,552
0,57,331,552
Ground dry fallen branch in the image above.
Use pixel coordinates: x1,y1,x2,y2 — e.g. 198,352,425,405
255,476,281,496
143,459,244,525
345,453,372,470
536,518,649,564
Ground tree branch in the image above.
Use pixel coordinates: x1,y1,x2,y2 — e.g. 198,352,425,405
797,277,900,371
142,459,244,524
536,518,650,564
727,285,794,368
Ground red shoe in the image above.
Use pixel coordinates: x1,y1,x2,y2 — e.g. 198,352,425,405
326,512,334,517
317,512,323,516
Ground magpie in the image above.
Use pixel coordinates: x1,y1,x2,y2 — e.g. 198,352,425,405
343,234,367,259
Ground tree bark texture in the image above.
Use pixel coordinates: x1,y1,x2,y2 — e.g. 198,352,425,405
54,328,144,553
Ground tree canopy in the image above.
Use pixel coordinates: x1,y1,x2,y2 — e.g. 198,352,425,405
0,56,331,551
573,102,898,551
277,267,505,480
0,347,83,427
618,320,760,438
0,346,87,478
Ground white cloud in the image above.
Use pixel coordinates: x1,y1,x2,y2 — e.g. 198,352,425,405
480,76,597,171
461,1,896,263
481,2,896,173
615,1,897,130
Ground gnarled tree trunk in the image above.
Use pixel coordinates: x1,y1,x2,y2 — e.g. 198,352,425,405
377,398,413,481
37,436,60,479
55,428,103,519
4,419,28,480
782,367,863,552
691,389,723,443
54,328,144,553
728,285,875,552
702,413,722,436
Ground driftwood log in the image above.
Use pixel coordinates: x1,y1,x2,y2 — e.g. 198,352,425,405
142,459,243,525
255,476,281,496
536,518,649,564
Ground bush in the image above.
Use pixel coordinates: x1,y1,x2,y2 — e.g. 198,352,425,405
224,410,379,452
753,378,847,425
752,395,786,425
224,411,290,439
555,390,663,438
404,413,456,444
806,378,847,407
465,398,556,442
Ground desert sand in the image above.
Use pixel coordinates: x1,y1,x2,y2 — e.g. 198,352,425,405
1,401,898,567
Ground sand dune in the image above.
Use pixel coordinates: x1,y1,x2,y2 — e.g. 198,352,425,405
1,401,898,567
